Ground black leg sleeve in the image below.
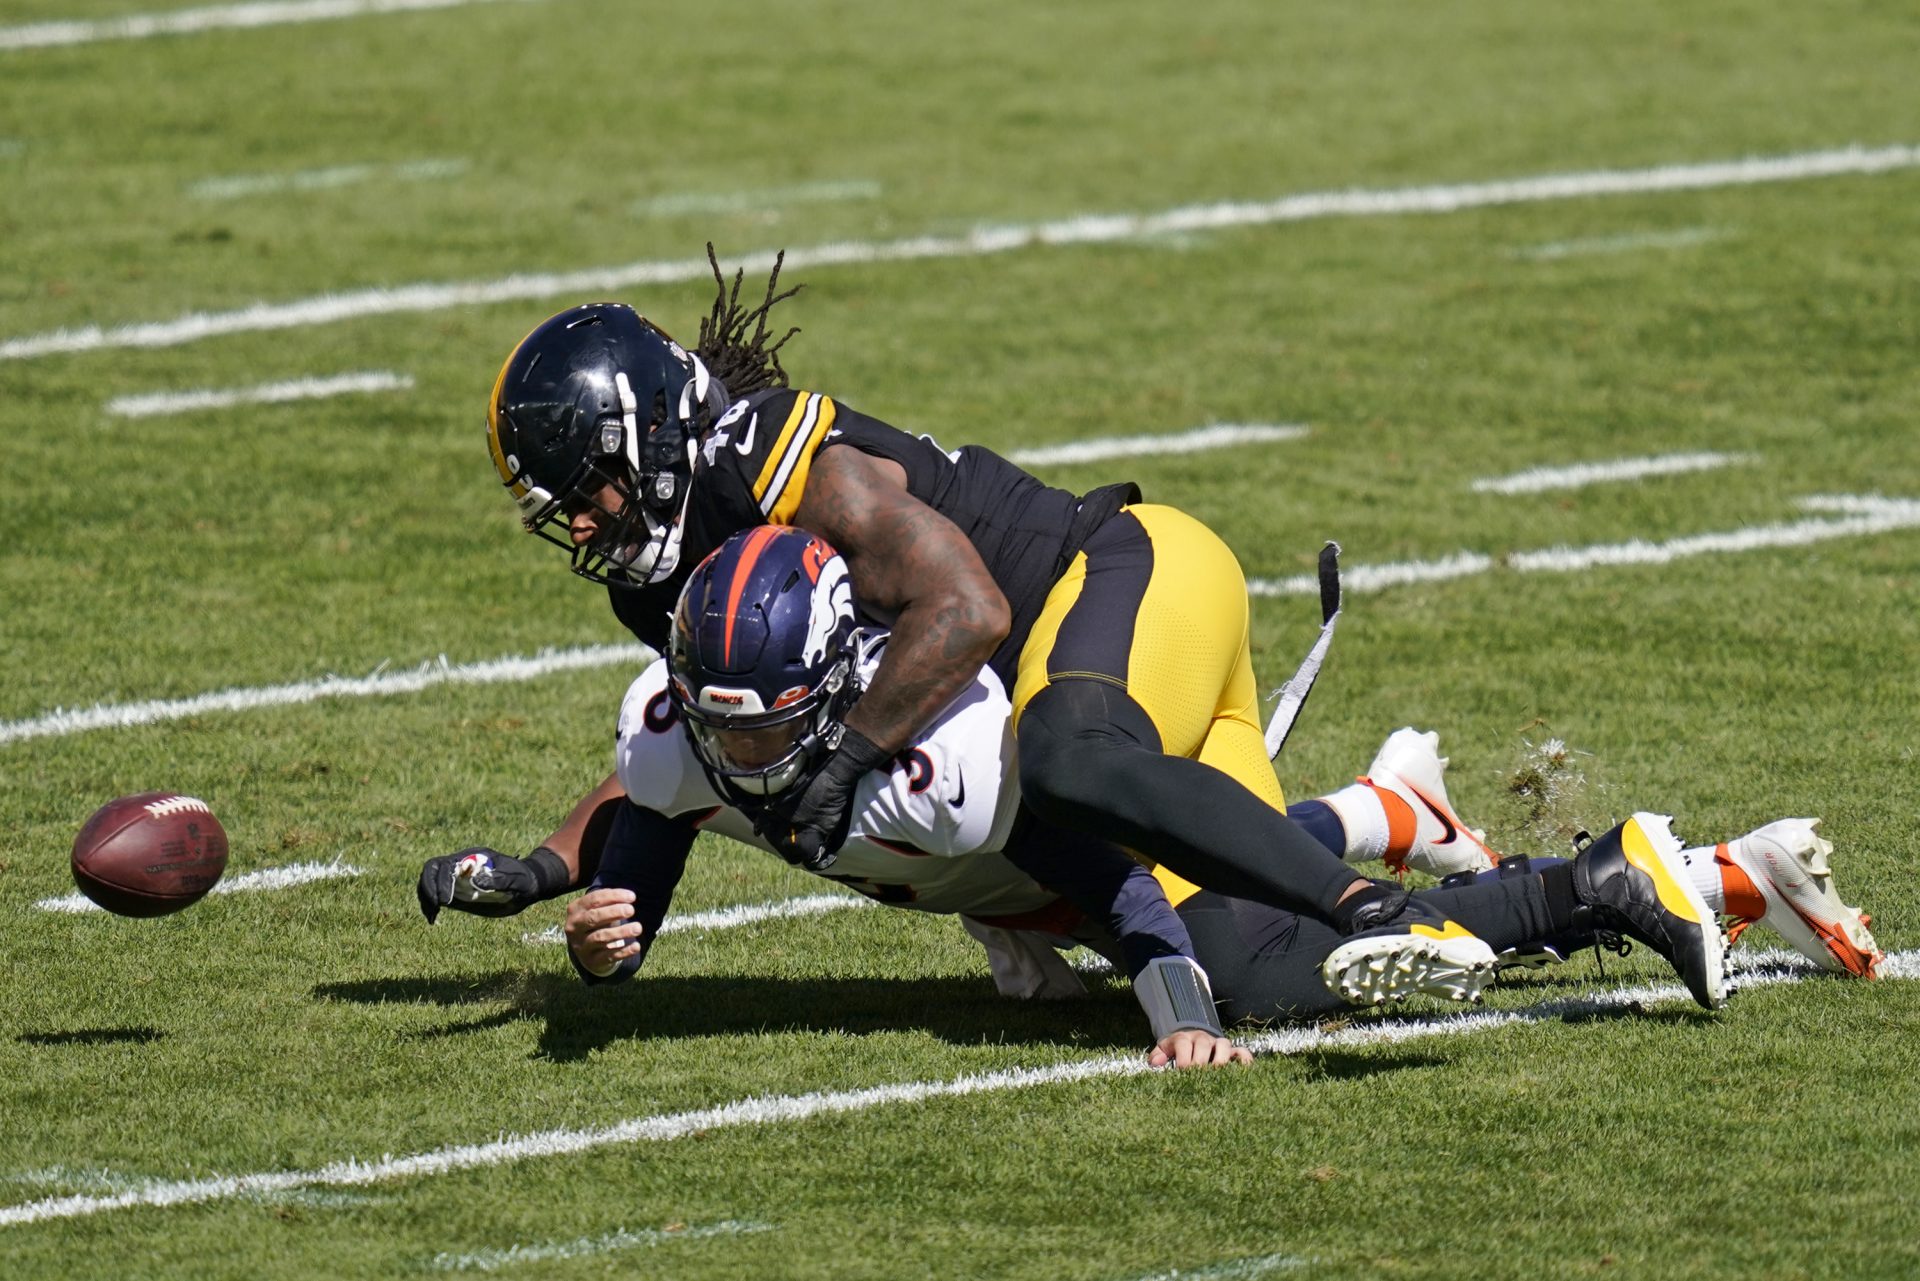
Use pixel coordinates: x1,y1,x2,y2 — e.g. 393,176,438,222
1018,679,1359,919
1418,875,1558,954
1178,892,1351,1024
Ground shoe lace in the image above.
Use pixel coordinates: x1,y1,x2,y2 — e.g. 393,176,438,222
1589,923,1632,977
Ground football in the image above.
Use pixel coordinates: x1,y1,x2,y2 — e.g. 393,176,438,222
71,792,229,917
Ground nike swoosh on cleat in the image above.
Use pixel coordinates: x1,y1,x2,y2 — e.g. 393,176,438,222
1400,781,1459,845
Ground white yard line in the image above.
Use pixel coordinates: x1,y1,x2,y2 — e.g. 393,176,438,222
36,859,362,913
1471,450,1755,495
189,159,467,201
5,143,1916,362
0,643,654,747
5,496,1913,748
1009,424,1307,468
1248,494,1920,597
430,1220,773,1273
0,0,529,52
519,893,875,947
1122,1255,1314,1281
1511,226,1725,261
633,180,881,218
0,947,1895,1228
106,371,413,418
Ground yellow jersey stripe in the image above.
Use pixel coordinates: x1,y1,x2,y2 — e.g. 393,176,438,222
752,393,818,510
763,396,839,526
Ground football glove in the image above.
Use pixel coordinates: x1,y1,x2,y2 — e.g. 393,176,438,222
415,846,571,924
753,726,891,872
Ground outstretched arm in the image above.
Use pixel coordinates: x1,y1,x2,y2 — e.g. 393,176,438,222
415,772,624,923
1001,816,1250,1069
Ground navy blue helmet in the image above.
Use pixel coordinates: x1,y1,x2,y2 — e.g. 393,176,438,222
667,526,862,804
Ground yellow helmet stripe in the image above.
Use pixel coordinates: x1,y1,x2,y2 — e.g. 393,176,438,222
486,323,543,499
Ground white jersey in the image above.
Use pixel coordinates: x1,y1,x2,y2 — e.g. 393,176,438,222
613,657,1060,921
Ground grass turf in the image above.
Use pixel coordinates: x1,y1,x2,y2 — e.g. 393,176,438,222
3,1,1918,1277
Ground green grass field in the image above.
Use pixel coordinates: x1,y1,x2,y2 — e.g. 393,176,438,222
4,2,1919,1277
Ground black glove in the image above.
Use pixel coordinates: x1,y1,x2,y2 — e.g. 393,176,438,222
415,846,571,924
754,726,892,871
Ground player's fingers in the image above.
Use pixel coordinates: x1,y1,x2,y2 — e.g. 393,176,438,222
1228,1042,1253,1066
1174,1033,1197,1069
588,922,641,948
1206,1036,1245,1066
1148,1045,1171,1068
415,860,455,924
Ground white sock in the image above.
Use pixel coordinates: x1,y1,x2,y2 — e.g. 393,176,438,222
1321,783,1389,863
1680,843,1726,912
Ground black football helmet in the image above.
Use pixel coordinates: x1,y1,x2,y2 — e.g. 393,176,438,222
486,302,728,585
666,527,865,806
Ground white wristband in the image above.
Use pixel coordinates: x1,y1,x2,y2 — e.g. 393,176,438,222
1135,955,1224,1041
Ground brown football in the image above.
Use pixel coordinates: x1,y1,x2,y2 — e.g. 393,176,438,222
71,792,229,917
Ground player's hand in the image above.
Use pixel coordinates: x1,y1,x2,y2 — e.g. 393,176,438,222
755,727,891,871
564,888,644,977
416,848,525,923
1149,1029,1252,1069
417,846,573,924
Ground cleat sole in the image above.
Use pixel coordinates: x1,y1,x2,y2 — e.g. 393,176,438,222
1320,931,1498,1008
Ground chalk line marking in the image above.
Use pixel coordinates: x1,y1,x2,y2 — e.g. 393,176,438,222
36,859,363,913
1122,1254,1314,1281
1248,494,1920,597
0,643,655,748
519,893,874,947
0,0,532,52
189,159,467,201
1010,424,1307,468
0,947,1900,1227
1511,226,1725,261
106,371,413,419
6,497,1910,747
634,180,880,219
5,143,1916,361
430,1220,773,1273
1471,450,1756,495
6,1167,390,1209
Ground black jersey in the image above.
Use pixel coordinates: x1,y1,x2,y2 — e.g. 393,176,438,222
606,387,1137,680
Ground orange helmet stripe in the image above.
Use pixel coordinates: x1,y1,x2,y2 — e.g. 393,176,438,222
721,525,783,668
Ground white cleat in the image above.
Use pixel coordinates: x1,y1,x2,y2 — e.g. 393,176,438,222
1362,728,1500,877
1701,819,1883,978
1320,922,1499,1008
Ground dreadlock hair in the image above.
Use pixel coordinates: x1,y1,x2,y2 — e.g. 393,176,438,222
695,243,802,397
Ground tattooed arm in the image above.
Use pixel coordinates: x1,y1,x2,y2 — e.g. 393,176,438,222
792,445,1009,753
